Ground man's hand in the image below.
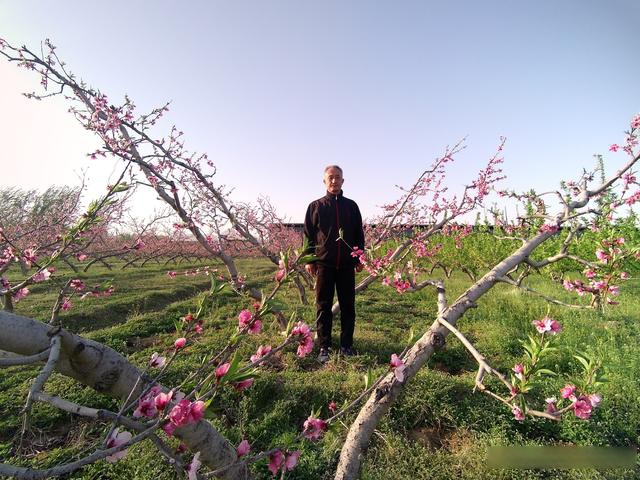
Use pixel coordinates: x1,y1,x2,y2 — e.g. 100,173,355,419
305,263,317,276
355,263,364,273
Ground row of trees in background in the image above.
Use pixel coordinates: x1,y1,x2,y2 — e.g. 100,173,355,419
0,37,638,479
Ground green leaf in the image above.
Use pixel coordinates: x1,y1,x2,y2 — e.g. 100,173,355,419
535,368,557,377
363,367,373,390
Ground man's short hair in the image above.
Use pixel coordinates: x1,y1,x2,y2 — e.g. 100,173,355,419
324,165,343,175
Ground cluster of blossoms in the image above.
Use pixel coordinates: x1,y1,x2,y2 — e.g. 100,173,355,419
441,223,473,249
382,271,412,293
290,322,314,357
562,237,631,307
545,385,602,420
412,240,443,258
351,247,394,276
131,386,206,435
238,309,262,335
302,415,328,440
268,449,301,476
532,317,562,335
250,344,272,364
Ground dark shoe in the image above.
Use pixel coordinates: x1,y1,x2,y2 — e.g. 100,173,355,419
340,346,356,356
317,348,330,363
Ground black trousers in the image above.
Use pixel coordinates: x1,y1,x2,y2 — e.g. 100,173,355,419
315,264,356,350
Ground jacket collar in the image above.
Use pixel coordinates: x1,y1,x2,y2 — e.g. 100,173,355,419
325,190,343,200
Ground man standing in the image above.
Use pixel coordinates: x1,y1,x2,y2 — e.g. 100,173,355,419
304,165,365,363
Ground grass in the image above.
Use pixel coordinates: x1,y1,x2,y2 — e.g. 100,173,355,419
1,258,638,478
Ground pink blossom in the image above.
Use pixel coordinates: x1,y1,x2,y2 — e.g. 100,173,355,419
189,401,206,422
76,253,88,262
154,391,173,410
105,428,133,463
560,384,576,399
247,319,262,335
572,396,593,419
167,271,177,278
620,271,630,280
22,248,37,267
13,287,29,302
237,439,250,457
234,378,254,391
328,401,337,413
512,363,525,380
539,223,559,234
149,352,166,368
216,362,230,380
595,249,608,262
174,337,187,349
133,396,158,418
186,452,201,480
162,421,177,437
250,345,272,364
512,406,525,421
194,323,204,334
584,269,596,279
238,309,254,329
296,335,314,358
591,280,606,291
302,416,328,440
608,285,620,296
609,144,620,152
61,297,72,311
32,269,51,283
545,397,557,414
532,317,561,335
284,450,301,471
133,238,146,250
70,279,85,291
562,279,574,291
588,393,602,408
168,399,206,427
268,450,284,475
390,353,406,382
274,269,286,282
291,322,314,358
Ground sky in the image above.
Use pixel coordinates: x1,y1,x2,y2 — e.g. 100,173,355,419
1,0,639,223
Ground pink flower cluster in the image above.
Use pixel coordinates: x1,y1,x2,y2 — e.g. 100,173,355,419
164,398,206,436
291,322,314,357
250,345,272,364
532,317,561,335
302,415,328,440
238,309,262,335
268,449,301,476
553,384,602,420
382,272,411,293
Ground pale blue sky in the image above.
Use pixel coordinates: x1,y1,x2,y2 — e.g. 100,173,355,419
1,1,638,222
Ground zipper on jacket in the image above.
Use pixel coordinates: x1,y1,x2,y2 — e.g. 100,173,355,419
334,195,341,268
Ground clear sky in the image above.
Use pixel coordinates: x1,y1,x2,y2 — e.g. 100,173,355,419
1,0,639,222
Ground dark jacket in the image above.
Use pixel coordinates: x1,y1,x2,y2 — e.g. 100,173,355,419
304,191,365,268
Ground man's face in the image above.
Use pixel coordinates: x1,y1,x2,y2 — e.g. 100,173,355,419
323,167,344,195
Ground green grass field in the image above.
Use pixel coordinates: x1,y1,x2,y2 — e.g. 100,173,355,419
1,258,638,479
